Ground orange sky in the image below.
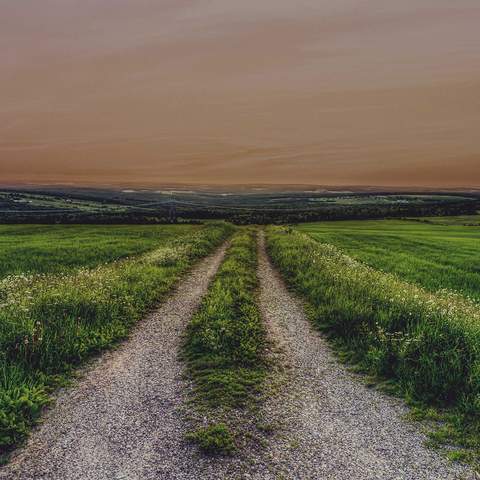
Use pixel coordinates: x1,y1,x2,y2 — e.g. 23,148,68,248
1,0,479,187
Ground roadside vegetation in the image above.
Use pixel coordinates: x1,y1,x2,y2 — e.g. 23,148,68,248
0,222,233,459
183,228,267,454
266,225,480,466
298,219,480,301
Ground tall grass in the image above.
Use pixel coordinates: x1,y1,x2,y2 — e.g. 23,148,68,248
183,229,266,453
0,222,233,456
266,226,480,462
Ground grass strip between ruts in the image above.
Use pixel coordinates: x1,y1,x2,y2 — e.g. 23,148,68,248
183,228,267,454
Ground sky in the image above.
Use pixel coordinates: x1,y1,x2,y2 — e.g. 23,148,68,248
1,0,479,187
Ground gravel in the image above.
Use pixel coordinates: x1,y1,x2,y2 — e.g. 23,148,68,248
255,231,476,480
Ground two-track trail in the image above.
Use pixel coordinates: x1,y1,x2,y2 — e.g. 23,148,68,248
0,243,240,480
1,234,477,480
256,232,475,480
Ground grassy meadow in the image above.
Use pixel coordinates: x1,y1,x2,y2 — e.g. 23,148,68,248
267,223,480,464
183,228,266,453
0,222,233,457
415,215,480,226
298,219,480,301
0,224,200,278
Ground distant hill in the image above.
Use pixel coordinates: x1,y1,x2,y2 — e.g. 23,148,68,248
0,185,478,224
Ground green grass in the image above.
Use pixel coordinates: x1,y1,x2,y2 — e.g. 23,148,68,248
266,225,480,466
0,222,233,458
186,423,235,455
412,214,480,226
0,224,200,278
183,228,266,453
298,219,480,301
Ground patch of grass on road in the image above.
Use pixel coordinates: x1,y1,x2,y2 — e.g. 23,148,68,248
0,222,233,459
266,225,480,467
183,228,267,454
186,423,235,455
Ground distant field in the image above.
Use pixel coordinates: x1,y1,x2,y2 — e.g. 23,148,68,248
297,219,480,301
0,224,199,277
0,191,127,214
2,189,473,212
411,214,480,226
1,188,478,224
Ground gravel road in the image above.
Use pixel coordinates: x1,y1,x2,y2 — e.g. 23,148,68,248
1,234,477,480
256,232,476,480
0,244,234,480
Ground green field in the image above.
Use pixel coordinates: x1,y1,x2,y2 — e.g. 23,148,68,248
0,191,127,215
412,214,480,226
0,224,199,278
298,219,480,301
0,222,233,457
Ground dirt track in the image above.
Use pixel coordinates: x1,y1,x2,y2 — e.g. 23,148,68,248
1,235,475,480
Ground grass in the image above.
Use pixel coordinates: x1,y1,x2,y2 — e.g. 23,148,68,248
412,214,480,226
0,224,200,278
266,225,480,467
183,228,267,454
186,423,235,455
298,219,480,302
0,222,233,459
